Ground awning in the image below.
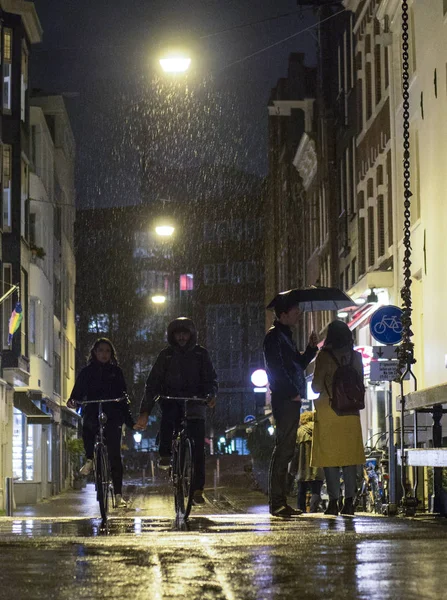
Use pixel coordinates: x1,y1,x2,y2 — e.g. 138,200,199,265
61,405,81,429
14,390,52,425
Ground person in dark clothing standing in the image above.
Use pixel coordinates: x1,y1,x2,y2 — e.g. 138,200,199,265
67,338,135,508
135,317,218,505
264,298,318,517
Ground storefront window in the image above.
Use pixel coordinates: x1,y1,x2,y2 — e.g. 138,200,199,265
25,425,34,481
12,410,24,480
12,409,35,482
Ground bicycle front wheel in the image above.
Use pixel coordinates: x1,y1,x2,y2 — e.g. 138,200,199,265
95,444,110,522
174,438,195,520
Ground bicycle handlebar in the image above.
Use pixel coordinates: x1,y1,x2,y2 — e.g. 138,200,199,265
72,397,127,405
155,395,209,405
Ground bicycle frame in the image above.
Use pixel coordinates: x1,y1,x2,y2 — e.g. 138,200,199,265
75,397,125,524
156,395,208,520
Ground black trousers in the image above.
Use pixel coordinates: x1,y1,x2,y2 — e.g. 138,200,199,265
82,419,124,495
159,401,206,491
269,397,301,511
297,480,323,511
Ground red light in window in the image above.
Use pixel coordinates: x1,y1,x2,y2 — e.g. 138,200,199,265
180,274,194,291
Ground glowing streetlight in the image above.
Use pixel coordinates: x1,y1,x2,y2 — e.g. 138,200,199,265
159,55,191,73
250,369,268,388
133,432,142,444
155,225,175,237
151,295,166,304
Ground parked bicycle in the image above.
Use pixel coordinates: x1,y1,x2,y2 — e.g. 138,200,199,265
155,395,210,520
75,397,126,524
355,448,389,514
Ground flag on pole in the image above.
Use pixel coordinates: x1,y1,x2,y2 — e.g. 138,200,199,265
8,302,23,346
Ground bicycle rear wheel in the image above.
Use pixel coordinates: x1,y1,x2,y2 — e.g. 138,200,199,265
95,444,111,522
174,438,195,520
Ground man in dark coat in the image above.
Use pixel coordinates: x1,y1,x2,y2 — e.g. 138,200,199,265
264,297,318,517
136,317,217,504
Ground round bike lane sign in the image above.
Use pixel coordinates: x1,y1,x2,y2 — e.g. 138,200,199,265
369,305,403,345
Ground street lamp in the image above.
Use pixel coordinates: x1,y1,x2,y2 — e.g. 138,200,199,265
155,225,175,237
133,431,142,445
151,295,166,304
159,55,191,73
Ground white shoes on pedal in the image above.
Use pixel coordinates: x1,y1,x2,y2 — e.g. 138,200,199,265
79,459,93,476
115,494,127,508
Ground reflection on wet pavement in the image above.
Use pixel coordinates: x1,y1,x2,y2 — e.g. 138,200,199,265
1,514,447,600
2,483,447,599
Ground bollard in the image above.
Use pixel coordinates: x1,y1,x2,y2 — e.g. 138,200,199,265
151,459,155,480
5,477,13,516
216,458,220,484
142,468,145,486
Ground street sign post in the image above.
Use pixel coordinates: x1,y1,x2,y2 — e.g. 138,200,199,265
369,305,403,345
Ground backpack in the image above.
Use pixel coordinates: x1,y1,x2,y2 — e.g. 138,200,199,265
324,349,365,415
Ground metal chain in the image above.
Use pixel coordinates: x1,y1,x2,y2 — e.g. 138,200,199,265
397,0,416,376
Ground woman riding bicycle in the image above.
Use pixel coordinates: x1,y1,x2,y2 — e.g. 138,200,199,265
67,337,135,508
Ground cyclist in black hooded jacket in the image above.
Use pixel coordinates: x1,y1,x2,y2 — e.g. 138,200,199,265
136,317,217,505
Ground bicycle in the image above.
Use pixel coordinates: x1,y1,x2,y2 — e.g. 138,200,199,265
155,395,209,520
75,397,126,524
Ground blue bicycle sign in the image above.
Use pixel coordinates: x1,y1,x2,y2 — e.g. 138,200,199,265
369,305,403,345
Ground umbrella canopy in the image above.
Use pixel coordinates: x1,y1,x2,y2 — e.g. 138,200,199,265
267,286,357,313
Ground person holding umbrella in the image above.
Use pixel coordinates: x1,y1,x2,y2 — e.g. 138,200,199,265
264,294,318,517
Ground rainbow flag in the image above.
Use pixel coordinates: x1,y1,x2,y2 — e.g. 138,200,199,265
8,302,23,346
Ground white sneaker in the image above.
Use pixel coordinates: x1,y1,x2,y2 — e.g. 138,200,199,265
79,459,93,476
115,494,127,508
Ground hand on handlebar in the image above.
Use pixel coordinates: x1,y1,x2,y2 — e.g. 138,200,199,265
206,396,217,409
134,413,149,431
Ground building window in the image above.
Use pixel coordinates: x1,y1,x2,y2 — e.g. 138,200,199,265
179,273,194,291
12,411,34,482
374,44,381,105
3,145,12,231
217,263,229,284
54,276,61,320
53,352,61,395
231,262,245,284
3,264,12,349
3,29,12,112
368,206,375,267
206,305,242,382
21,159,29,239
29,297,37,355
21,43,28,121
377,196,385,258
351,257,356,287
358,219,366,276
204,264,215,286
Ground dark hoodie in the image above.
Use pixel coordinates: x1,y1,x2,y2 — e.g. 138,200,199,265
139,317,218,419
69,360,135,428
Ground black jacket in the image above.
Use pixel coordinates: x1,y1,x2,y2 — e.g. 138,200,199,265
263,320,317,400
69,360,135,428
139,318,218,419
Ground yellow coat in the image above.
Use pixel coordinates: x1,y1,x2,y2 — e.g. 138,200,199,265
310,347,366,468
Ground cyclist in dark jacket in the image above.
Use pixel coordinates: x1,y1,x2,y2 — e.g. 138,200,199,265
136,317,217,504
67,338,135,508
264,298,318,517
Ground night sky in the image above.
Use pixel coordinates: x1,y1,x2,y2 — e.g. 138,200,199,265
31,1,317,207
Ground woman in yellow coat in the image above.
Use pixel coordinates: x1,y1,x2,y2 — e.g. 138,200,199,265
311,320,365,516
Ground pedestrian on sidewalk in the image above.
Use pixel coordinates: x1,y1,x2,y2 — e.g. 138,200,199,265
310,320,365,516
296,411,324,512
135,317,218,505
263,296,318,517
67,337,135,508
